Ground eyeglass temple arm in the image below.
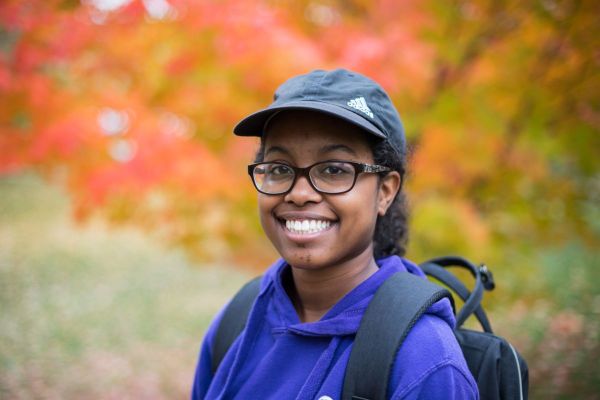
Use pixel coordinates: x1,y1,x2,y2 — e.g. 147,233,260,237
363,165,391,173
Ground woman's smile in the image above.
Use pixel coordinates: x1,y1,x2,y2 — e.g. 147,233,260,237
284,219,331,235
274,210,338,244
272,201,341,248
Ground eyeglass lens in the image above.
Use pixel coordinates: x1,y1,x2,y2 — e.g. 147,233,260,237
253,162,356,194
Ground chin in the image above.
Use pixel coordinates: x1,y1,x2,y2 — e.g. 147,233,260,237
281,253,321,270
278,248,333,271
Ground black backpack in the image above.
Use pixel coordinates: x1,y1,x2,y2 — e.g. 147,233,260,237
210,256,529,400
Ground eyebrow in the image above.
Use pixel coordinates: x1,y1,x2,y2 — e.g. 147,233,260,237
318,144,358,157
264,146,290,158
264,144,357,157
264,143,359,158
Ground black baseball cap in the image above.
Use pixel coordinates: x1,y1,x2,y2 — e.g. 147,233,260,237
233,68,405,155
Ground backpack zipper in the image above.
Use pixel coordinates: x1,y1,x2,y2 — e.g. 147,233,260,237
508,342,524,400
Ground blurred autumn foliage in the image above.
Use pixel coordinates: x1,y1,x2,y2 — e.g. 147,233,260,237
1,0,599,397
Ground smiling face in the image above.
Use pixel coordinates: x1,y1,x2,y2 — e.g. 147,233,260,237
258,110,399,271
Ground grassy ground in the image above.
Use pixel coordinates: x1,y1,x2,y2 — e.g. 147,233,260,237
0,173,250,399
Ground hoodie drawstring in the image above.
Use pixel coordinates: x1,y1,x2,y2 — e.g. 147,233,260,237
295,336,342,400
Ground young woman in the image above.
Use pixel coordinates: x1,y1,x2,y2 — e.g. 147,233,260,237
192,69,479,399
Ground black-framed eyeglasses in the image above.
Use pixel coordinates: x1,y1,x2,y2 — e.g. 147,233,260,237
247,160,391,195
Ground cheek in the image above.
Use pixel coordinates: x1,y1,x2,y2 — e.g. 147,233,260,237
257,195,280,231
336,185,380,232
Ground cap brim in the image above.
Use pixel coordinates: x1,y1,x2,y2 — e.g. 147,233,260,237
233,100,386,140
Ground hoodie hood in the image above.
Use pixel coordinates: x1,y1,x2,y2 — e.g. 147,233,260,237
260,255,456,337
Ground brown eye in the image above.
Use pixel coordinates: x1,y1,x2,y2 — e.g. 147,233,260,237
316,162,353,177
269,164,293,176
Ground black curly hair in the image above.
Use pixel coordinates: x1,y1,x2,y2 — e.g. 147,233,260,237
253,132,409,259
369,138,409,258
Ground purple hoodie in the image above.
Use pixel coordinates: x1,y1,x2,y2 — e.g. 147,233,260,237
192,256,479,399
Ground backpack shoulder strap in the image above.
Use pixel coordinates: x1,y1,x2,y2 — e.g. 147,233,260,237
210,276,262,375
342,272,453,400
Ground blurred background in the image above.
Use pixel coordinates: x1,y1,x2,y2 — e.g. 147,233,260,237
1,0,598,398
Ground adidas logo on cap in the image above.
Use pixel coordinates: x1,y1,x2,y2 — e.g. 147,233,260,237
347,97,374,119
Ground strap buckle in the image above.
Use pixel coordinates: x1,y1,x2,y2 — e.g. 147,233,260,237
479,264,495,291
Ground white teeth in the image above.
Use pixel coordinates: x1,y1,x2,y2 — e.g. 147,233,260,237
284,219,331,234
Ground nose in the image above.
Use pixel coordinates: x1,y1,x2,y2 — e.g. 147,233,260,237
283,175,322,205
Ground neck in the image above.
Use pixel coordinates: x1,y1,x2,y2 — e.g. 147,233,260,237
286,248,379,323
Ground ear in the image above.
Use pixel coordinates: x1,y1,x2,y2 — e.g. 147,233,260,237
377,171,401,216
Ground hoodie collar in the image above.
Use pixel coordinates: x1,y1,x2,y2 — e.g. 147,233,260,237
263,256,429,337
